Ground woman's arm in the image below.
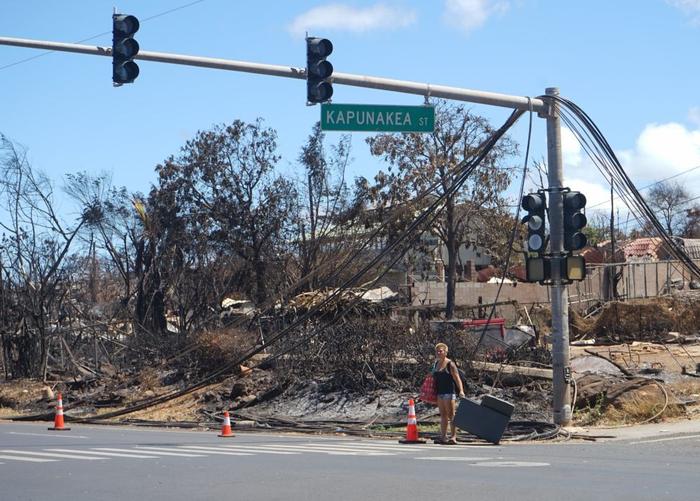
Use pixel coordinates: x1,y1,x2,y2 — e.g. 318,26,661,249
449,361,465,397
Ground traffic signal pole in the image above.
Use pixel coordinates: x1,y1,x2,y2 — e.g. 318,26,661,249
545,87,572,426
0,36,546,112
0,34,572,424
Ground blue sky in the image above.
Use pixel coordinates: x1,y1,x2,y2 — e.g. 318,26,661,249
1,0,699,222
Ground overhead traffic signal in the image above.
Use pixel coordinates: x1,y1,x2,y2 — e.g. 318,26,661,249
563,191,587,251
112,14,140,85
306,37,333,104
521,192,547,255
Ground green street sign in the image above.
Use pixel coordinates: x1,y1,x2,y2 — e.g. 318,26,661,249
320,103,435,132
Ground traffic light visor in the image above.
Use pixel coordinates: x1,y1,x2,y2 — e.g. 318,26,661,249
307,38,333,57
114,38,139,59
114,61,140,83
521,194,544,211
114,15,140,36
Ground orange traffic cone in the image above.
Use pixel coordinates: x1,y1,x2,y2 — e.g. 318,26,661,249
48,393,71,431
398,398,425,444
218,411,235,437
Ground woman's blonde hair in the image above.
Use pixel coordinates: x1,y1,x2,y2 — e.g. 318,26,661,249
435,343,448,352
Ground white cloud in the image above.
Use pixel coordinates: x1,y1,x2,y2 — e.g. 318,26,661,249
689,107,700,126
667,0,700,24
619,122,700,180
561,126,583,168
288,3,416,37
554,121,700,210
443,0,509,34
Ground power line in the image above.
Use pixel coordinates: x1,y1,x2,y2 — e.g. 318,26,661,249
0,0,207,72
587,164,700,209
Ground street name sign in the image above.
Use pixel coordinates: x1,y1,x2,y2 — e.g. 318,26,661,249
320,103,435,132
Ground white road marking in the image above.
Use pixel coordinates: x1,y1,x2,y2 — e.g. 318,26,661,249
0,449,106,460
0,454,56,463
629,434,700,445
256,444,392,455
173,446,252,456
48,448,158,459
473,461,550,467
131,447,206,457
415,456,493,461
5,431,88,439
330,442,426,451
205,445,300,455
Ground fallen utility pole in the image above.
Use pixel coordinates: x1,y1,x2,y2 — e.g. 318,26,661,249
0,35,572,425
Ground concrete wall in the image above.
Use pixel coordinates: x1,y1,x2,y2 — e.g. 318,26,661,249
409,259,700,312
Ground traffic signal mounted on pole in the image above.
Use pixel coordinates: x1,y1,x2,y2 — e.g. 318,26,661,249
112,14,140,85
563,191,587,251
306,37,333,104
521,192,547,255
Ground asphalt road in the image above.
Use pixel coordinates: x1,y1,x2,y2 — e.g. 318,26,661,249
0,421,698,501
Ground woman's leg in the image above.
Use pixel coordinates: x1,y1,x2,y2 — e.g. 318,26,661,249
448,399,458,441
437,398,449,441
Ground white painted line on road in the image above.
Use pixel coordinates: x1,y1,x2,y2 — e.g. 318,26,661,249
298,444,395,456
415,456,493,461
132,447,206,457
209,445,300,455
173,446,253,456
6,431,88,439
473,461,550,467
0,449,106,460
0,454,56,463
255,444,392,456
48,448,158,459
330,442,426,451
92,448,184,458
629,434,700,445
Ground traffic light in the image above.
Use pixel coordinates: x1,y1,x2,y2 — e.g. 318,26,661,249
521,192,547,255
112,14,140,85
306,37,333,104
563,191,587,251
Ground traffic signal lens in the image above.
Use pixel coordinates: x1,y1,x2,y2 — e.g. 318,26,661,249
309,81,333,102
528,234,544,252
527,215,543,231
114,38,139,59
309,60,333,79
113,14,140,35
308,38,333,57
521,194,544,212
114,61,140,82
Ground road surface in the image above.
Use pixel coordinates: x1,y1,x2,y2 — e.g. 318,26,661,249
0,421,698,500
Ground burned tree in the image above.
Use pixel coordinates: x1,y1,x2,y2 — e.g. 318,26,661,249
0,135,84,378
366,101,517,318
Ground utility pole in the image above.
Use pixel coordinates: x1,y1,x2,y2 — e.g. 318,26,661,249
545,87,572,426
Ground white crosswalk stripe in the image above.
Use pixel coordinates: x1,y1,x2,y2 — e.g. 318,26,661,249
192,445,299,455
132,447,206,457
0,454,56,463
0,449,107,460
47,448,159,459
254,444,393,455
173,446,252,456
326,442,427,451
285,442,400,454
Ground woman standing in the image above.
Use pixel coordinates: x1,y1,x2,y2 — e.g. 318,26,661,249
432,342,465,444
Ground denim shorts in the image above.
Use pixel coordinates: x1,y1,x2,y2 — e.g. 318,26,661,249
437,393,456,400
